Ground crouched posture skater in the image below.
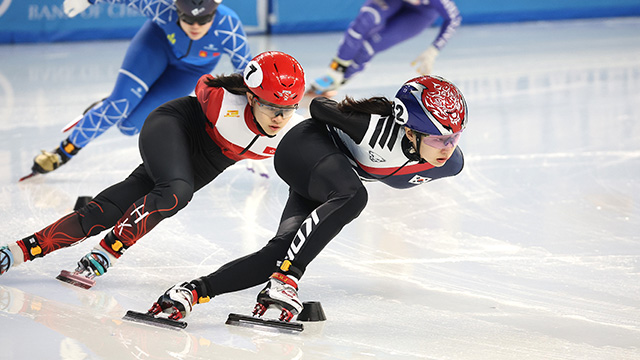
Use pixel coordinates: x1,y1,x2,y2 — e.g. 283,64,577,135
310,0,462,95
26,0,251,178
149,75,469,322
0,52,305,285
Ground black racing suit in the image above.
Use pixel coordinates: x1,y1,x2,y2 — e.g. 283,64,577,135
16,97,235,261
196,97,464,297
16,77,302,264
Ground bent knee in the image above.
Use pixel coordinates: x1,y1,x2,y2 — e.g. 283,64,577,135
154,179,194,216
332,185,368,222
347,185,368,217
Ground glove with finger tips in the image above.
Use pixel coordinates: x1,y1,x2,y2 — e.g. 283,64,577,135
411,46,440,75
63,0,93,18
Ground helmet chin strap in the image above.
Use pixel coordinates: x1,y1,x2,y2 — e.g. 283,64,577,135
248,96,273,137
413,132,426,164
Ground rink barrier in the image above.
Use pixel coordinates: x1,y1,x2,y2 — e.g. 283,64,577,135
1,0,639,43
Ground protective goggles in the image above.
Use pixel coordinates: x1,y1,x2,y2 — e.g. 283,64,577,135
421,131,463,149
254,96,298,118
178,11,215,25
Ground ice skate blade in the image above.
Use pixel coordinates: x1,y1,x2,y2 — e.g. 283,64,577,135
123,310,187,330
56,270,95,289
226,313,303,332
18,172,38,182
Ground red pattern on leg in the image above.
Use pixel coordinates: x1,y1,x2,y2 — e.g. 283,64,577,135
31,212,92,257
111,195,179,248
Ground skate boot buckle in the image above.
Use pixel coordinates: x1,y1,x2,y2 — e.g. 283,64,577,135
252,302,268,317
279,308,294,322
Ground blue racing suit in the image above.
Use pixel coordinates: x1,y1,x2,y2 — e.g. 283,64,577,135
337,0,461,79
65,0,251,152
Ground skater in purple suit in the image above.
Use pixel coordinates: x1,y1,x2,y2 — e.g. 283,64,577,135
309,0,462,95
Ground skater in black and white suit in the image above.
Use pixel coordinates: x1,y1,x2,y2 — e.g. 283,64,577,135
151,75,469,323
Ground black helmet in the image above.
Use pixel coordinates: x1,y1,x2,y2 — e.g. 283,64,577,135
175,0,221,18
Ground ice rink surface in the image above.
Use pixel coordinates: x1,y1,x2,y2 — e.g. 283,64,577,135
1,17,639,360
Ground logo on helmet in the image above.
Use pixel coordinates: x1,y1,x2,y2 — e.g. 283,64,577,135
278,90,292,101
419,80,466,132
191,7,206,16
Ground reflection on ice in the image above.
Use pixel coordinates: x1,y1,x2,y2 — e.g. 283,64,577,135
0,17,639,360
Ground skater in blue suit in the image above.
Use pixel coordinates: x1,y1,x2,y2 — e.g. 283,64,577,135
23,0,251,180
309,0,461,95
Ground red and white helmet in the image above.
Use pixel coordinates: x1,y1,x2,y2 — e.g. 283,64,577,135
393,75,468,136
243,51,305,106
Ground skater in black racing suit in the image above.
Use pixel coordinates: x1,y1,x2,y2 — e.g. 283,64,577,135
151,75,469,323
0,52,306,282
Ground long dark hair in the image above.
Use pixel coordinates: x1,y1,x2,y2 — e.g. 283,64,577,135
336,96,394,116
204,73,250,95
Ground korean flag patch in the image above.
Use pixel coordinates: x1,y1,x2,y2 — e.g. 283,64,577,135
409,174,432,185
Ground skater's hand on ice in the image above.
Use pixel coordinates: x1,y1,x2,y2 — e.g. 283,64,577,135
411,46,439,75
63,0,92,17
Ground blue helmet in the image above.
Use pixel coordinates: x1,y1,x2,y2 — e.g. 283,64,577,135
393,75,468,136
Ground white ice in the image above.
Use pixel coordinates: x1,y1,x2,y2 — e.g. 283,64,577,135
0,18,639,360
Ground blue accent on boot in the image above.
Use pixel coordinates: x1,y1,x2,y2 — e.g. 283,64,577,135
82,249,111,276
0,246,14,275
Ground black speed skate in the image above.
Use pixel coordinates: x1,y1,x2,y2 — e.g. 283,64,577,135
123,306,188,330
123,282,203,330
226,272,304,332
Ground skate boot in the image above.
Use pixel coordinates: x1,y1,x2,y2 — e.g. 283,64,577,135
77,248,112,277
253,271,303,322
31,139,81,175
0,246,14,276
308,57,351,96
127,279,210,326
148,281,209,320
56,248,113,289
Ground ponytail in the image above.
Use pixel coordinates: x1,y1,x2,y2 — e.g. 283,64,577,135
336,96,393,117
204,73,250,96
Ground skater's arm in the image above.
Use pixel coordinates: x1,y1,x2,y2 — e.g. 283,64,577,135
412,1,462,74
216,7,252,73
309,97,369,143
429,0,462,51
64,0,179,24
